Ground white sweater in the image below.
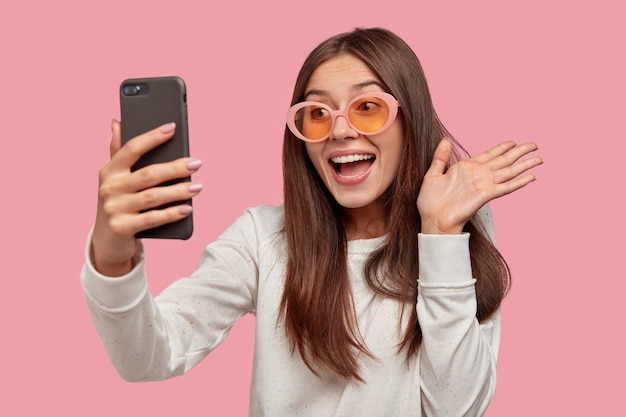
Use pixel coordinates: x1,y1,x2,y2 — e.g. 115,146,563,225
81,204,500,417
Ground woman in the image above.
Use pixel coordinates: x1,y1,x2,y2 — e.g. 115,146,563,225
82,27,542,416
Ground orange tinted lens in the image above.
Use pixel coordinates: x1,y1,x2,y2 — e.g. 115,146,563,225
348,97,390,132
295,105,332,140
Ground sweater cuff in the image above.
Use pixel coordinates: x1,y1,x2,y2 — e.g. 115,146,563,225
80,227,148,311
418,233,474,287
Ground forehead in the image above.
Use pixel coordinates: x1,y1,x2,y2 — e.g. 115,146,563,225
305,54,382,95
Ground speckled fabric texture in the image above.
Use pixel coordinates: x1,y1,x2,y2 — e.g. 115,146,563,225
82,204,500,416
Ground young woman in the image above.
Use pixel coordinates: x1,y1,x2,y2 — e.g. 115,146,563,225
82,27,542,416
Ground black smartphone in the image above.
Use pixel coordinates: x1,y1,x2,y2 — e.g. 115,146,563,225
120,76,193,240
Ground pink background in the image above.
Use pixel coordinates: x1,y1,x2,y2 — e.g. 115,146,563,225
2,0,624,415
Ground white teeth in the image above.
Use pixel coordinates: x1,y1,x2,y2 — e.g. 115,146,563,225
331,154,374,164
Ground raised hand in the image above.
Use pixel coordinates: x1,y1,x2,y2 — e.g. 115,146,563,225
417,138,542,235
91,120,203,276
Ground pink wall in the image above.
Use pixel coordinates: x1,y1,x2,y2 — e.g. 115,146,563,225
1,0,623,415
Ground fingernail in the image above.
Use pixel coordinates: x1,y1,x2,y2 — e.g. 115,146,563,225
161,122,176,134
186,160,202,171
189,183,203,193
179,205,193,215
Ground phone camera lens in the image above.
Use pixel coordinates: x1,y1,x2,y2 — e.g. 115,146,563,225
123,85,141,96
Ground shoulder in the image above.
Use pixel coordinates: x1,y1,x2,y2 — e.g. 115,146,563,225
242,204,285,231
200,204,285,264
476,204,497,244
244,204,285,220
221,204,285,243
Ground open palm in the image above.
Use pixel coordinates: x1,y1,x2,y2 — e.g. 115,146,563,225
417,139,542,235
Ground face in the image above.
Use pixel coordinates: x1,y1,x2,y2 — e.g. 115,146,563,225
303,54,404,214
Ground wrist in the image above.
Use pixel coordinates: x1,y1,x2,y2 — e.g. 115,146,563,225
89,241,140,277
420,219,464,235
93,258,133,277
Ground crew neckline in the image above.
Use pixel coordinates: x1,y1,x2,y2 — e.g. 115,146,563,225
347,235,387,254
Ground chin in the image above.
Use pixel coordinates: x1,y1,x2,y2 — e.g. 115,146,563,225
332,192,380,210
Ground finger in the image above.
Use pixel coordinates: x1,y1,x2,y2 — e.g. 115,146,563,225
109,122,177,171
472,141,517,164
425,138,452,177
121,157,201,193
109,119,122,158
112,204,194,237
494,155,544,184
489,142,540,171
493,173,537,198
112,181,203,214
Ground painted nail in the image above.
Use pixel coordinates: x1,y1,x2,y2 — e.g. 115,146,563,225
179,205,193,215
188,183,203,193
161,122,176,134
186,160,203,171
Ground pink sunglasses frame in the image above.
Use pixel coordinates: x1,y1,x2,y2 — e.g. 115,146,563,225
286,91,400,142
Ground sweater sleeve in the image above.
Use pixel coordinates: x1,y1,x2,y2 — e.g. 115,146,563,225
81,208,262,382
416,207,501,417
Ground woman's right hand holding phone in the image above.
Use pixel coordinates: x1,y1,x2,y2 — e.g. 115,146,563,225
91,120,202,277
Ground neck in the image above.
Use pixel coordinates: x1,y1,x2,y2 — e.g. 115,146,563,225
342,198,388,240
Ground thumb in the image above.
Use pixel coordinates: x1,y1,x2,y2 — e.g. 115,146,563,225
109,119,122,158
426,137,452,176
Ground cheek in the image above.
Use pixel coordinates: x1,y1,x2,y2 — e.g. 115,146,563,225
379,123,405,172
304,143,326,172
392,122,406,163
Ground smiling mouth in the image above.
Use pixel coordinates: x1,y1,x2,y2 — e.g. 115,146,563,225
330,154,375,177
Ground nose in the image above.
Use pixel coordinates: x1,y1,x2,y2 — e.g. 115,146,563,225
329,114,358,141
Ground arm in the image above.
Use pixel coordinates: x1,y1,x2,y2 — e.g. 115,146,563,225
81,209,260,382
415,139,541,415
82,119,254,381
417,221,500,416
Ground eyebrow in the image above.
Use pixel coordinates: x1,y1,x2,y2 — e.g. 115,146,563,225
303,81,386,100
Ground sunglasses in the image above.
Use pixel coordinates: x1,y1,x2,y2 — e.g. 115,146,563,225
286,92,400,142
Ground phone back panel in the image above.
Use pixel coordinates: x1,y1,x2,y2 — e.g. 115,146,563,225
120,76,193,240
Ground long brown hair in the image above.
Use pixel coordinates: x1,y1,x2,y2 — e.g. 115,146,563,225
280,27,510,381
